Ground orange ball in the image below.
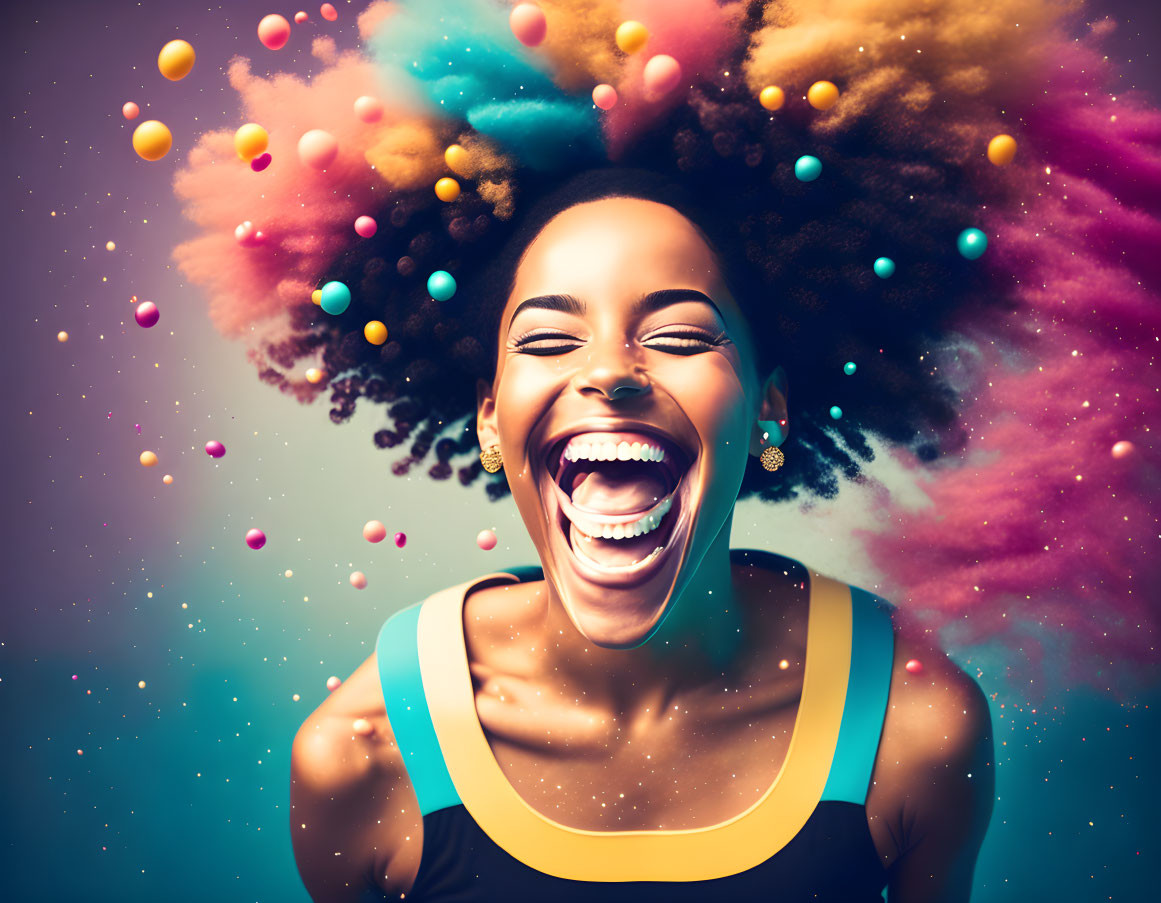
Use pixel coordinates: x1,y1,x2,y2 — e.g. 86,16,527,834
444,144,471,176
807,80,839,111
435,177,461,202
987,134,1017,166
759,85,785,111
305,367,324,384
364,320,388,345
140,450,159,467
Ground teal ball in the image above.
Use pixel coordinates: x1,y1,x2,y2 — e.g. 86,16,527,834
319,280,351,315
794,155,822,182
829,405,843,420
427,270,457,301
873,257,895,279
843,362,856,376
957,228,988,260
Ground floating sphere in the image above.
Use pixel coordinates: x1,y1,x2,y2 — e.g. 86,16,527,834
844,361,857,375
957,227,988,260
394,532,407,548
444,143,471,176
476,529,498,551
778,659,790,670
305,367,324,384
297,129,339,170
326,675,342,691
135,301,160,328
1111,440,1135,459
510,3,547,47
158,39,195,81
642,54,682,100
354,95,384,123
873,257,896,279
759,85,784,111
257,14,291,50
794,155,822,182
363,520,387,543
354,215,377,238
987,134,1017,166
132,120,172,161
204,440,226,458
295,11,309,24
245,528,267,550
320,3,338,22
904,658,924,674
615,20,649,54
138,680,147,689
140,450,158,467
106,240,116,251
829,405,843,420
163,474,174,485
250,152,272,172
234,123,268,160
592,83,618,110
435,177,461,202
427,270,456,301
319,280,351,315
349,571,367,589
311,289,322,306
57,330,69,342
807,80,839,110
285,569,293,578
122,101,140,120
364,320,388,345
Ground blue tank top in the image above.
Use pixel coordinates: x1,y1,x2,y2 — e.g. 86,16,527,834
375,550,894,901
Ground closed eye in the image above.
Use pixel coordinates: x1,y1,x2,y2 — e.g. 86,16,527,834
511,330,584,355
642,329,731,355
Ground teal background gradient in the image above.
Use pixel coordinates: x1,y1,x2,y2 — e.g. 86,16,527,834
2,2,1158,900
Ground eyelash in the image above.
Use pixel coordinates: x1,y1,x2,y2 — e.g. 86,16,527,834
512,329,728,356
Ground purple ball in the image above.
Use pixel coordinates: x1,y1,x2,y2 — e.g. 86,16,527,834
204,440,226,458
394,531,407,548
135,301,159,328
250,153,272,172
245,528,266,550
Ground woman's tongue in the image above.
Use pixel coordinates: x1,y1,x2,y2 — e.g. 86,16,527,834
567,462,670,567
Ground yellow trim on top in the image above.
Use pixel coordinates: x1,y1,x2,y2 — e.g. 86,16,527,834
417,563,853,882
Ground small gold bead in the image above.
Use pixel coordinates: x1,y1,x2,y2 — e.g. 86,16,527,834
759,445,785,472
480,446,503,473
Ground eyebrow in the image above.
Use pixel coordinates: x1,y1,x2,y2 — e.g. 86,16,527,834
507,288,724,329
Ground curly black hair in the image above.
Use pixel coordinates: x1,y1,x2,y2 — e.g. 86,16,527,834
258,41,1012,504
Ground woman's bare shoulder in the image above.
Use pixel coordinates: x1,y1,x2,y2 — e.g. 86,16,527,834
290,650,424,901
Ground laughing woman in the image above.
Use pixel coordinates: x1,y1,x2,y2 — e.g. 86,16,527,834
287,166,994,902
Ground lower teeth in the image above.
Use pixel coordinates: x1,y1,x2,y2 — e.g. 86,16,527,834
571,537,665,572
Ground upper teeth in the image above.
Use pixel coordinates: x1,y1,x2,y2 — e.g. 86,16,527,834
564,440,666,463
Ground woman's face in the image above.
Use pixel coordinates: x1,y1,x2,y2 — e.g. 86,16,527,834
478,196,763,648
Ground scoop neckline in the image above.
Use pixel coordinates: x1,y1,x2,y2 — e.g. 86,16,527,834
415,550,854,882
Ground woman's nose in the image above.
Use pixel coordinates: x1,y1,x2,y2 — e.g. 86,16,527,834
574,345,651,402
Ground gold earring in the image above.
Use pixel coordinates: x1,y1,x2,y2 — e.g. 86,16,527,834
479,445,503,473
759,445,785,472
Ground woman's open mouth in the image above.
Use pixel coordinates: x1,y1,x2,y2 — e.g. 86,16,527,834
540,427,695,586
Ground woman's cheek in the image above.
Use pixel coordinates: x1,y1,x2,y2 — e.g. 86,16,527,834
656,353,750,457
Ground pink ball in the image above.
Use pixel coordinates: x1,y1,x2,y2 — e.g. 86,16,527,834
297,129,339,170
250,152,272,172
591,84,618,110
258,14,292,50
642,54,683,101
354,216,378,238
363,520,387,543
134,301,159,328
234,220,267,247
349,571,367,589
904,658,924,675
353,95,384,123
509,3,547,47
1111,440,1135,459
245,528,267,550
394,532,407,548
122,101,140,120
476,529,497,551
326,675,341,691
320,3,337,21
204,440,226,458
295,11,309,24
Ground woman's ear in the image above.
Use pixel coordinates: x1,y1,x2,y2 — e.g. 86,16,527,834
748,366,790,456
476,378,498,450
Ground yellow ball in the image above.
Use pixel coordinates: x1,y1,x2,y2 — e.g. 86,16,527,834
305,367,324,384
364,320,388,345
158,39,196,81
163,474,174,485
57,331,69,342
138,680,147,689
807,80,839,111
615,20,649,54
987,134,1018,166
311,289,322,306
444,144,471,176
759,85,785,111
435,177,461,202
234,123,269,161
105,241,116,251
140,450,158,467
132,120,172,161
